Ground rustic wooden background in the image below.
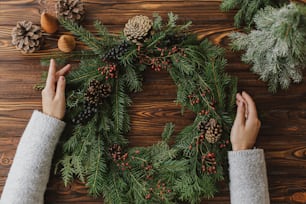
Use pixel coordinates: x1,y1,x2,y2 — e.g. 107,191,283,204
0,0,306,203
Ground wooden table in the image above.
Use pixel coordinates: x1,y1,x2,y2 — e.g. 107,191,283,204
0,0,305,203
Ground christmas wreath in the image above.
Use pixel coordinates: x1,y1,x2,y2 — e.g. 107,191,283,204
37,13,237,203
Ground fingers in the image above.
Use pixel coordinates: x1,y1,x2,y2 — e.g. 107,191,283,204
55,76,66,100
236,92,248,118
234,100,246,125
56,64,71,78
46,59,57,90
242,91,258,120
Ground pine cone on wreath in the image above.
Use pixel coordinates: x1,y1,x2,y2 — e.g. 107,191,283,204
56,0,85,22
11,21,43,54
72,102,98,125
109,144,122,161
197,121,206,133
103,41,129,62
204,118,223,144
85,80,112,106
123,15,153,44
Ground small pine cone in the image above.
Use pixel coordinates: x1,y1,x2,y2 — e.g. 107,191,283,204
56,0,85,22
11,21,43,54
123,15,153,44
72,102,98,125
103,41,129,62
197,121,206,133
109,144,122,161
85,80,112,105
204,118,222,144
100,83,112,98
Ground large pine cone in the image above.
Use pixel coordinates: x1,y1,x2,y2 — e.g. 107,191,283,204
123,15,153,44
204,118,222,144
11,21,43,54
56,0,85,22
85,80,112,105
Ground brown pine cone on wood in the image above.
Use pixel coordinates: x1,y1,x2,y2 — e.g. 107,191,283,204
123,15,153,44
11,21,43,54
56,0,85,22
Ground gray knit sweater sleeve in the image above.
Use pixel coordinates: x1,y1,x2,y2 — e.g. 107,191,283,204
0,110,65,204
228,149,270,204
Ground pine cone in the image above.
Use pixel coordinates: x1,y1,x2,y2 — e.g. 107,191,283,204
197,121,206,133
123,15,153,44
109,144,122,161
103,41,130,62
204,118,222,144
72,102,98,125
11,21,43,54
56,0,85,22
85,80,112,105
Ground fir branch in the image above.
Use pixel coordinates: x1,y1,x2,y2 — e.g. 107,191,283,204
123,65,143,92
161,123,175,142
86,137,107,197
152,13,163,30
230,3,306,92
220,0,289,27
112,78,131,136
59,18,102,53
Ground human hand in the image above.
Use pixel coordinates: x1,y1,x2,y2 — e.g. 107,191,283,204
42,59,71,120
230,91,261,151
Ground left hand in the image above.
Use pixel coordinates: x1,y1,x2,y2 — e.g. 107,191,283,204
42,59,71,120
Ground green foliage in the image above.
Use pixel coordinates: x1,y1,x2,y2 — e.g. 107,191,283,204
220,0,288,27
38,13,237,203
230,3,306,92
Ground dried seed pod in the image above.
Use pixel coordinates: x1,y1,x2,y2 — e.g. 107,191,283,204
40,12,59,34
58,34,76,53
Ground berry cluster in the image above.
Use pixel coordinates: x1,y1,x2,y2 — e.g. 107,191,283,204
145,181,172,200
98,63,117,79
201,152,217,174
72,102,98,125
139,46,184,71
219,139,230,149
109,144,131,171
103,41,129,62
188,93,200,105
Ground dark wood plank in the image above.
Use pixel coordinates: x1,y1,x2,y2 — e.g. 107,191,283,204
0,0,305,203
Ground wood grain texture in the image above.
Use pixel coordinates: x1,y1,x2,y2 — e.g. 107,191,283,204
0,0,305,203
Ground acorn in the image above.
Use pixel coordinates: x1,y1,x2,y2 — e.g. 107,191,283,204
40,12,59,34
58,35,76,53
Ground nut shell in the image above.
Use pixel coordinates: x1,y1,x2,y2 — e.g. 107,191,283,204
40,12,59,34
58,35,76,53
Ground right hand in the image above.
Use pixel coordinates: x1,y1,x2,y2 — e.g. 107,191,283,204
230,91,261,151
42,59,71,120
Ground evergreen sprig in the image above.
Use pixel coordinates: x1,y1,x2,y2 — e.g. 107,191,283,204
38,13,237,203
230,3,306,92
220,0,288,27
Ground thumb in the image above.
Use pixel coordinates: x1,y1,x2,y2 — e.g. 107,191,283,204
55,76,66,100
234,101,246,125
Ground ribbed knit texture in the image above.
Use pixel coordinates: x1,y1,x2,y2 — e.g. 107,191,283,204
228,149,270,204
0,111,65,204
